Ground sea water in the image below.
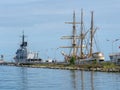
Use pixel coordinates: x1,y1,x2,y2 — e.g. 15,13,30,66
0,66,120,90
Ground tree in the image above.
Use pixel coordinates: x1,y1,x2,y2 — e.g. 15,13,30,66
70,56,75,65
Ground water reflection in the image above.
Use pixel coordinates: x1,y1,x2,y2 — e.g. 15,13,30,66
91,71,94,90
81,70,84,90
81,71,94,90
17,67,28,90
70,70,95,90
1,66,120,90
70,70,77,90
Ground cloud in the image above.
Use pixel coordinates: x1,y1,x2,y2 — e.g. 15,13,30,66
0,0,44,4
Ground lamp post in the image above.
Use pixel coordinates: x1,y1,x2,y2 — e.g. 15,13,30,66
54,48,59,61
112,39,119,53
107,39,119,53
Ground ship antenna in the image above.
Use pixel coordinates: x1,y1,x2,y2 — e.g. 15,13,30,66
22,31,25,44
20,30,26,47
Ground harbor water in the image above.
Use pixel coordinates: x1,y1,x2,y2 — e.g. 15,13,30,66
0,66,120,90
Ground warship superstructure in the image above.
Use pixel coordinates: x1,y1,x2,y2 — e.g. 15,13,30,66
14,32,42,64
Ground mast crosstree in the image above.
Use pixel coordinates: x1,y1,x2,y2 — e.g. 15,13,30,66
61,9,105,62
61,11,81,57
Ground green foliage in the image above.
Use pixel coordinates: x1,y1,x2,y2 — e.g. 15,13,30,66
70,56,75,65
102,62,115,69
92,59,97,65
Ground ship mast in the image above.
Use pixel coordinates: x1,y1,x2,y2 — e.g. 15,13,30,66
61,10,101,61
80,9,84,58
20,31,27,47
89,11,94,56
72,11,77,56
22,31,25,45
61,11,80,57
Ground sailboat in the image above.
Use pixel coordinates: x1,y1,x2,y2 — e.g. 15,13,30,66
61,9,104,63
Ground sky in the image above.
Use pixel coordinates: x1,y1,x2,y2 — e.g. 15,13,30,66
0,0,120,61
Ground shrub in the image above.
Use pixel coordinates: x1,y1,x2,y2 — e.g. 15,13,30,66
70,56,75,65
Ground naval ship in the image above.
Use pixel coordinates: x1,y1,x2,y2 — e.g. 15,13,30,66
61,9,105,63
14,32,42,64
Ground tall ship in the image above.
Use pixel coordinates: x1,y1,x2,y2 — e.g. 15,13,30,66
14,32,42,64
61,9,105,63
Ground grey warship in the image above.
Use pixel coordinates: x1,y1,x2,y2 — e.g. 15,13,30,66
14,32,42,64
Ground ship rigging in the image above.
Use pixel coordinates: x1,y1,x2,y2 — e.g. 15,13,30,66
61,9,104,62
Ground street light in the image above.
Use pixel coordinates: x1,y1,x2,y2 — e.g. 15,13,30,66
54,48,59,61
107,39,119,53
112,39,119,53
